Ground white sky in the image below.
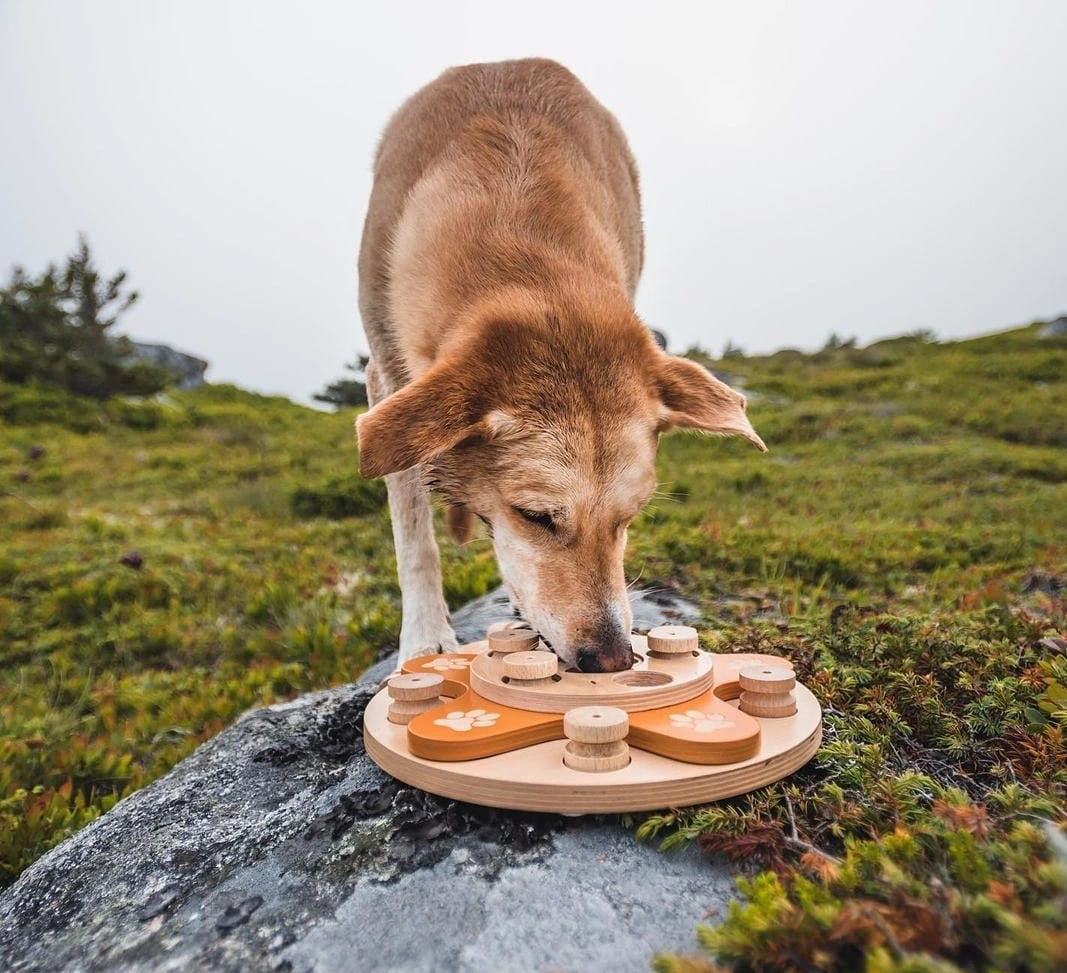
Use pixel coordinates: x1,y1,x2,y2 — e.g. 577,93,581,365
3,1,1065,404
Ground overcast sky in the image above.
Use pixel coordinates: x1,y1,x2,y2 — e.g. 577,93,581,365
3,1,1065,404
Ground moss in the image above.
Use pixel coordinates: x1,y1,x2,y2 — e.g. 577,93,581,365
2,324,1065,973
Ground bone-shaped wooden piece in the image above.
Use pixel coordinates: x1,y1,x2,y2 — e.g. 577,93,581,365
402,651,795,765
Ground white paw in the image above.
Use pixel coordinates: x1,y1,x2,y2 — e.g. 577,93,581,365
398,621,459,665
668,710,735,733
418,657,471,671
432,709,501,732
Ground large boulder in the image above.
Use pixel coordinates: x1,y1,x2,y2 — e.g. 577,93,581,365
128,342,209,389
0,587,734,973
1039,315,1067,338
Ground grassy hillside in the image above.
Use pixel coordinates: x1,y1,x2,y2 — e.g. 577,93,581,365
2,324,1065,971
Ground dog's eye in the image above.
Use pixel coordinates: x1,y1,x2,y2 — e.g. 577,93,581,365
514,507,555,532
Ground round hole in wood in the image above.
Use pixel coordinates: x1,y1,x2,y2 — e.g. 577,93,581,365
612,670,672,687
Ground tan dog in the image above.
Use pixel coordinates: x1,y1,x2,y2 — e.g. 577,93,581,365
356,58,764,672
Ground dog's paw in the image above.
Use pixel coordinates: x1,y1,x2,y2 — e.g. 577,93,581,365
397,623,459,665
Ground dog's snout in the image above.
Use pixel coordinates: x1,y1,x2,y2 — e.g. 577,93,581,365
575,633,635,673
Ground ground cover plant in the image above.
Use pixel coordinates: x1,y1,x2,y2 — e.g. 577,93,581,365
1,322,1064,972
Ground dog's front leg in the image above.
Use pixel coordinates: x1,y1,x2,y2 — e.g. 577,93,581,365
365,358,458,663
384,465,459,663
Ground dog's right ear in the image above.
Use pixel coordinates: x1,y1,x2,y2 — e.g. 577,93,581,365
356,364,500,478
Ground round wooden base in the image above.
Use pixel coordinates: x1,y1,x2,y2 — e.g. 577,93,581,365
363,682,823,813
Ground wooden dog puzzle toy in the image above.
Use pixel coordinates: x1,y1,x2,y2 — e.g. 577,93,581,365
363,623,822,813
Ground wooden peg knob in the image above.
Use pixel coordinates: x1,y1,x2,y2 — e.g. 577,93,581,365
563,706,629,744
488,628,539,655
487,619,532,635
387,673,445,700
563,706,630,771
647,625,698,655
386,673,445,723
737,665,797,718
503,650,558,681
738,692,797,718
738,665,796,694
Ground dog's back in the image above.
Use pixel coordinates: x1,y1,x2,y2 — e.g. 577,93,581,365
358,58,643,382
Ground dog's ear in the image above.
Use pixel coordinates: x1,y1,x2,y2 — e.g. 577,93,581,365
654,354,767,451
356,364,504,478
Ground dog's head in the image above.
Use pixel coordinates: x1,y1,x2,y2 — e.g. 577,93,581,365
357,302,764,672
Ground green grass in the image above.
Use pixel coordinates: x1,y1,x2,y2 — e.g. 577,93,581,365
2,324,1065,971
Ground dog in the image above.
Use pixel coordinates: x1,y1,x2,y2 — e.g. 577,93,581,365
356,58,764,673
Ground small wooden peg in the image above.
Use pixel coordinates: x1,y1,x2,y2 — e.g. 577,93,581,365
738,666,796,694
738,692,797,718
564,706,629,743
563,706,630,771
488,628,540,655
503,650,558,681
387,673,445,701
737,665,797,718
386,673,444,724
487,619,533,635
647,625,699,655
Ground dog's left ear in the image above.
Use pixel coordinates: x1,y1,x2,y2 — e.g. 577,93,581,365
356,362,507,478
654,354,767,451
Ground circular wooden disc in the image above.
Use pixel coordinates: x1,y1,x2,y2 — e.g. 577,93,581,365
470,635,714,714
647,625,698,654
738,665,796,694
738,691,797,718
387,698,439,724
488,628,539,654
564,705,629,743
563,740,629,772
387,673,445,701
503,651,558,681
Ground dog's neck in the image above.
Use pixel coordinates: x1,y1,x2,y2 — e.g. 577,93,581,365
387,115,636,377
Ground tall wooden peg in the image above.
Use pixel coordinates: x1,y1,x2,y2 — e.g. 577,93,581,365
387,672,445,724
737,665,797,718
646,625,699,656
563,705,630,772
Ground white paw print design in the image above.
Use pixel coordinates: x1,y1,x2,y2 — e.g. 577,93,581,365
433,709,501,732
669,710,735,733
420,657,472,671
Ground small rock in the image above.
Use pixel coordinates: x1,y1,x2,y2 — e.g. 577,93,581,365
120,551,144,570
138,886,180,921
268,930,297,952
26,445,46,461
216,896,263,932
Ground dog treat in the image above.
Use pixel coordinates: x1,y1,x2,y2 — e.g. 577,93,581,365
563,706,630,771
502,650,558,681
387,672,444,724
646,624,699,655
737,664,797,718
488,628,540,655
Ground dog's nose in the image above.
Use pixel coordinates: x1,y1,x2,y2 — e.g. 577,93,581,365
575,640,635,673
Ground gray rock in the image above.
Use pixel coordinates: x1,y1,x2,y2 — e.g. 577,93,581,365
0,588,731,973
1039,315,1067,338
128,341,209,389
